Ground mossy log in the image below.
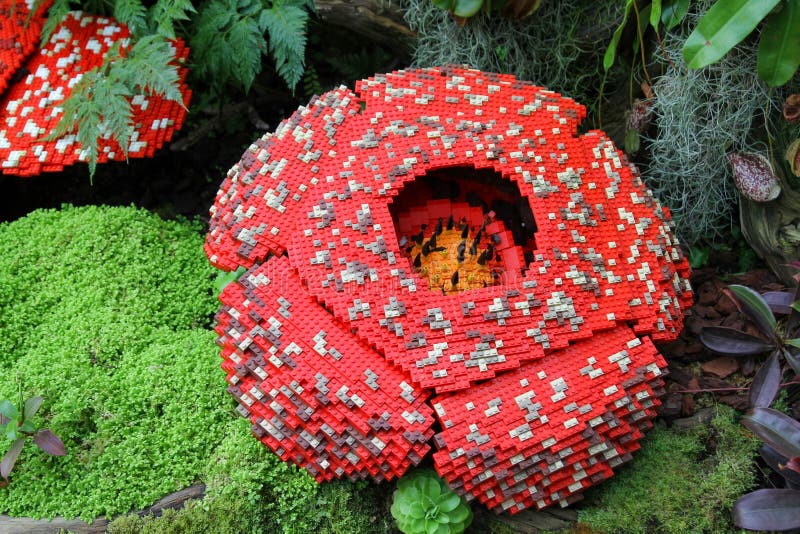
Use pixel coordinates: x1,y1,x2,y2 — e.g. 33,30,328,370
739,174,800,285
0,484,205,534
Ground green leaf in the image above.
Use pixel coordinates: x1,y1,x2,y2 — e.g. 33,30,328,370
661,0,689,30
0,400,19,423
4,424,17,441
18,419,35,433
757,0,800,86
260,2,310,92
431,0,454,9
22,396,42,423
650,0,662,31
39,0,71,46
147,0,196,38
452,0,483,17
193,0,267,93
418,476,441,502
437,492,462,513
727,285,777,337
449,503,471,523
424,517,439,534
683,0,781,69
113,0,148,36
604,0,634,72
409,501,426,519
115,36,183,103
632,4,652,55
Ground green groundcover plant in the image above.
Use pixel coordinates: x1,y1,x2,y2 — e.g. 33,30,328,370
0,205,391,532
0,205,226,520
578,405,759,534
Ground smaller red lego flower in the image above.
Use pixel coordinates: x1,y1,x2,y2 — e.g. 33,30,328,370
0,8,191,176
0,0,51,96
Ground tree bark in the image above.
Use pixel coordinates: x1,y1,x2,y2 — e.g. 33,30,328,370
313,0,415,49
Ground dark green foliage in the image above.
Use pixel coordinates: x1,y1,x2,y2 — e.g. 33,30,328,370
191,0,267,94
190,0,313,94
578,406,759,534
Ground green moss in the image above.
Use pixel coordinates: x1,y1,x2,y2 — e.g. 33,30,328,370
0,205,226,520
577,405,758,534
108,418,393,534
0,205,393,530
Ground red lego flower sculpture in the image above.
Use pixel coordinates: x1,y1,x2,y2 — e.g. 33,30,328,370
206,66,692,514
0,4,190,176
0,1,50,95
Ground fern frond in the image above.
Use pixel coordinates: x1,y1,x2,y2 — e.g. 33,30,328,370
147,0,196,38
113,0,148,36
48,71,105,178
259,2,309,91
114,35,183,102
191,0,266,93
48,33,184,179
39,0,72,46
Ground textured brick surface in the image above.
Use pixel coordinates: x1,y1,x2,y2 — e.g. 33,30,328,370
207,66,692,513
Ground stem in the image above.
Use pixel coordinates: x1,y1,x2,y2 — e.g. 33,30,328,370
655,29,678,72
677,380,800,394
631,0,653,87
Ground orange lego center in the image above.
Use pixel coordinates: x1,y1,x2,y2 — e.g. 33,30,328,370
403,220,516,294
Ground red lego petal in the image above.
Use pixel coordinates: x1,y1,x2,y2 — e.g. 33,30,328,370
431,327,666,513
0,0,50,95
0,11,190,176
205,87,362,270
216,255,434,482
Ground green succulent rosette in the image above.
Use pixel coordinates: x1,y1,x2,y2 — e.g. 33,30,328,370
391,469,473,534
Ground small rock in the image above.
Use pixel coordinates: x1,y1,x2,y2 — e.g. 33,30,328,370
697,283,719,306
741,357,756,377
684,341,706,356
714,295,738,315
695,304,721,319
701,356,739,379
658,391,683,418
719,394,749,411
685,315,710,336
672,407,714,430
